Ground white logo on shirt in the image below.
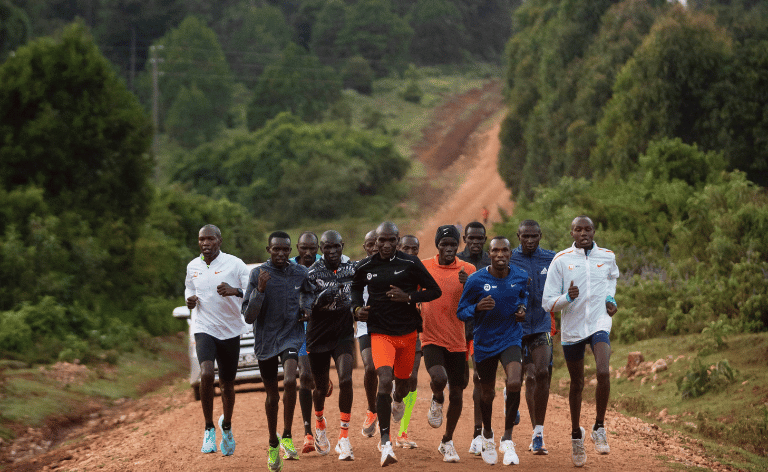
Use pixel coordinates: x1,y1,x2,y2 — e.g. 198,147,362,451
294,286,300,290
510,284,516,289
394,270,404,274
367,273,374,280
483,284,491,291
540,268,548,275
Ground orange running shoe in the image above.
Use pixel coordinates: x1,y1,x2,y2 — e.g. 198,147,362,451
301,433,314,454
361,410,377,437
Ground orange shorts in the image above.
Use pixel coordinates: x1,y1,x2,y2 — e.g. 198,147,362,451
371,331,418,380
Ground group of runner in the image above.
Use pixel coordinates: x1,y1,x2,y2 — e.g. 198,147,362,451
184,215,620,470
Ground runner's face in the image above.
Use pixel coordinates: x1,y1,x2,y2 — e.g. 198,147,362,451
398,237,419,256
464,227,487,256
489,238,511,271
296,234,318,267
517,226,541,255
570,218,595,249
376,229,399,259
437,237,459,265
268,237,292,268
198,228,221,260
321,237,344,270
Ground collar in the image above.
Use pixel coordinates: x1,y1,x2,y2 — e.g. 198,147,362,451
571,242,597,256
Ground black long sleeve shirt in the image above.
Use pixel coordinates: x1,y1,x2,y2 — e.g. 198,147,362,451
351,250,442,336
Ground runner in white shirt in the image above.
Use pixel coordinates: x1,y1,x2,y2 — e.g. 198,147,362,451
542,216,619,467
185,224,250,457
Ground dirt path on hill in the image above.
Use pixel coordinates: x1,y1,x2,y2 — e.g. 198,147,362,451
0,81,733,472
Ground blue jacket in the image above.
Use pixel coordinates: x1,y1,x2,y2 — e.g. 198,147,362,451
457,266,529,363
510,246,555,337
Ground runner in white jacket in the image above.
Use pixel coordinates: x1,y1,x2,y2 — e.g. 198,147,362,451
542,216,619,467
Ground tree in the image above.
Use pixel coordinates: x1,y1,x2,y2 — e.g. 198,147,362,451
310,0,348,67
408,0,466,64
0,0,31,61
0,21,153,233
246,43,341,130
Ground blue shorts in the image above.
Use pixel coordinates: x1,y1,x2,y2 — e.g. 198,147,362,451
562,331,610,363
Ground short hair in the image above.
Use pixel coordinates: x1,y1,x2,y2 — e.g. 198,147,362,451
518,220,541,231
376,221,399,236
320,230,342,245
200,224,222,240
297,231,318,245
490,235,509,243
464,221,486,236
268,231,291,246
400,234,419,245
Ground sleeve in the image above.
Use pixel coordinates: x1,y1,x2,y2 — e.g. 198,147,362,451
542,257,570,313
300,270,317,311
410,258,442,303
184,265,194,299
456,278,477,322
237,260,250,290
606,256,619,300
242,266,266,324
350,264,366,310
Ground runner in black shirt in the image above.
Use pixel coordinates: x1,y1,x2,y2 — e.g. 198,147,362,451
350,222,442,466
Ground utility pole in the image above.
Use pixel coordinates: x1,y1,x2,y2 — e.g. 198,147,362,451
150,45,164,156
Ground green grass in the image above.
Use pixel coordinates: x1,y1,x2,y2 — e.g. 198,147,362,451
551,332,768,471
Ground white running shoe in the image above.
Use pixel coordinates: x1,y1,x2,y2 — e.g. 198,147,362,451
379,441,398,467
428,397,443,428
392,399,405,422
591,427,611,454
572,426,587,467
469,434,483,455
499,440,519,465
481,433,497,465
335,437,354,461
314,421,331,456
438,440,460,463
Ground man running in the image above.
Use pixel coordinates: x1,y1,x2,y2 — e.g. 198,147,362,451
185,225,250,457
304,231,357,460
457,236,528,466
242,231,311,472
356,230,379,438
542,216,619,467
351,221,442,467
510,220,555,455
420,225,476,462
393,234,422,449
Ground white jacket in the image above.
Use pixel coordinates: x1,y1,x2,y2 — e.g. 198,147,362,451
542,242,619,344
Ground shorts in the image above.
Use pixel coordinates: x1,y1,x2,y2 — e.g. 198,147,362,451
562,330,611,363
194,333,241,382
257,347,300,382
371,331,418,380
358,333,371,352
522,332,553,366
422,344,466,387
308,338,356,378
475,345,522,383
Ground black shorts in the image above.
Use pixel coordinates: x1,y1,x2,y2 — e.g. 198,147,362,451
358,333,371,351
475,345,522,384
194,333,240,382
308,338,356,378
258,348,300,382
422,344,466,387
522,332,553,366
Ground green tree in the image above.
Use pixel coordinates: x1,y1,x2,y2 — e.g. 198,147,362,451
310,0,348,67
341,55,375,94
408,0,466,64
0,0,31,61
246,43,341,130
164,84,219,148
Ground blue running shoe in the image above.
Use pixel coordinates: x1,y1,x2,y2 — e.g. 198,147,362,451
201,427,217,453
219,414,235,456
531,433,548,455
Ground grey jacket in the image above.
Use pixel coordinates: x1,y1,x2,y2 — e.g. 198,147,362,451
242,260,312,360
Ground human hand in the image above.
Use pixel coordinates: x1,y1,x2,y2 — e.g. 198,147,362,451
606,302,617,317
568,280,579,301
475,295,495,313
217,282,237,297
257,270,271,293
514,304,526,322
386,285,410,303
186,295,198,309
355,306,370,322
458,266,468,284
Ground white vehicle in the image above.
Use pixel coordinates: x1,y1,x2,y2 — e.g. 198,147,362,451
173,263,283,400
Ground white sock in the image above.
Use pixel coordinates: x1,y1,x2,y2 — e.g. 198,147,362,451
534,425,544,435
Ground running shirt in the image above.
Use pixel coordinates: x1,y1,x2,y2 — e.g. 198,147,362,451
351,250,442,336
457,266,529,363
420,256,475,352
304,256,356,353
510,246,555,336
185,252,250,340
241,260,312,360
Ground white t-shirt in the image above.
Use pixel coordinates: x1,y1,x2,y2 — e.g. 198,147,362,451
185,252,250,340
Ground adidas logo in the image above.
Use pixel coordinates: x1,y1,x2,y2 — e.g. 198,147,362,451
540,268,548,275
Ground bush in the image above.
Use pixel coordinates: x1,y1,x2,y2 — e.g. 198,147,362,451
0,310,32,354
677,358,737,399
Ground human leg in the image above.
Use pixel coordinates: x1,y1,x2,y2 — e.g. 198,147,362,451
475,355,500,465
298,355,314,438
397,346,420,438
258,356,282,447
591,333,611,454
359,335,379,437
278,352,300,459
442,350,466,443
333,342,355,460
563,341,588,467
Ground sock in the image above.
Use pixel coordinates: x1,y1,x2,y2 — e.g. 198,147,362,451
339,412,351,439
315,410,326,429
594,422,604,431
377,393,392,444
441,434,451,444
299,387,313,435
205,422,214,430
534,425,543,436
269,437,280,448
281,431,291,439
398,390,417,435
221,421,231,431
474,425,482,437
572,429,582,440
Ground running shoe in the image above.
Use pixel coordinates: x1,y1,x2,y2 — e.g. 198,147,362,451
468,434,483,455
268,444,283,471
314,419,331,455
572,426,587,467
326,378,334,397
427,397,443,428
335,437,355,461
481,433,497,465
392,398,405,422
531,432,548,455
395,432,418,449
301,434,314,454
218,414,235,456
499,439,519,465
591,426,611,454
379,441,398,467
362,410,378,438
279,436,299,460
201,427,217,454
438,440,460,463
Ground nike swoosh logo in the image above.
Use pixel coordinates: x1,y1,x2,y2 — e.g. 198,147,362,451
215,271,222,274
394,270,404,274
294,286,300,290
597,264,605,268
